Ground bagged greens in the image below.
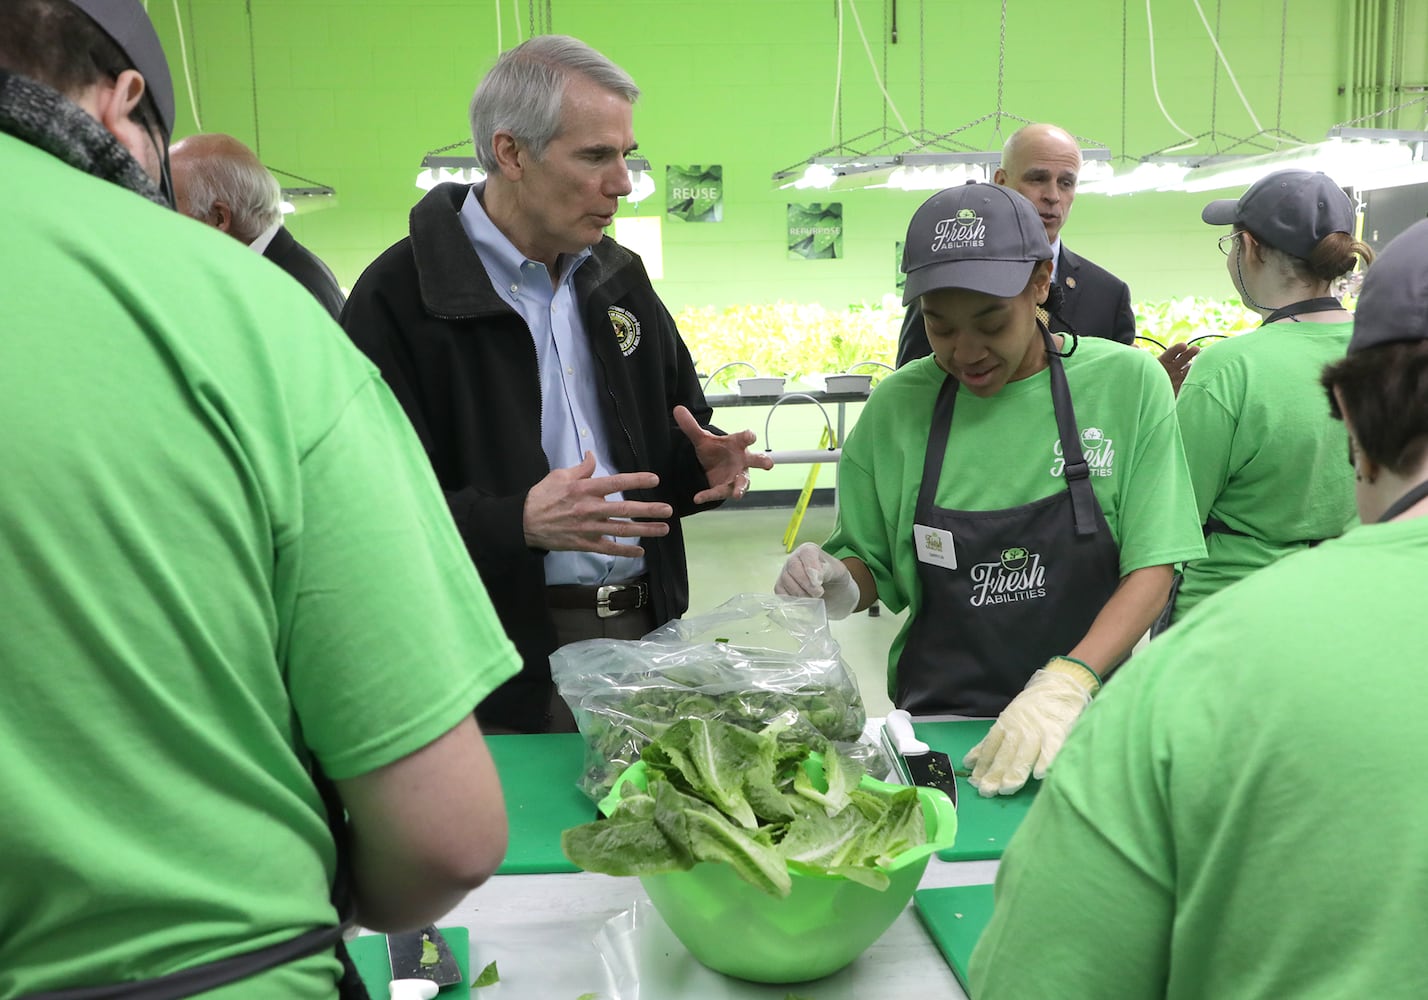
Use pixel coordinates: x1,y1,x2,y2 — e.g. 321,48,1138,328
550,594,871,801
561,718,927,897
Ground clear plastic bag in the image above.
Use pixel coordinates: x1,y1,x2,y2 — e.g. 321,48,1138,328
551,593,873,802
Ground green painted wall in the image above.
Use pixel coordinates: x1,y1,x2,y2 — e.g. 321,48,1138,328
146,0,1396,313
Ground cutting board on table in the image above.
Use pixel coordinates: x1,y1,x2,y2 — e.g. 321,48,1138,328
912,720,1039,861
348,926,470,994
486,733,597,874
914,883,996,992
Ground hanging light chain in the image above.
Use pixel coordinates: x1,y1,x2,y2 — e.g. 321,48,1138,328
1208,0,1222,136
994,0,1007,130
1275,0,1288,134
245,0,260,157
1120,0,1128,160
919,0,926,133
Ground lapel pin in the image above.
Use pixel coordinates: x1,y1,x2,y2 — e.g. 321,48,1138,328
1065,276,1077,289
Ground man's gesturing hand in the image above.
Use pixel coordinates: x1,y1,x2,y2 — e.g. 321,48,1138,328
673,405,776,504
523,452,673,556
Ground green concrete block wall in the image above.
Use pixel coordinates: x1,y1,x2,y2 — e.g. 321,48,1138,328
146,0,1383,310
136,0,1423,495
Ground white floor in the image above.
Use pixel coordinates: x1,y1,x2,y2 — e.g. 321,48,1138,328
680,503,901,719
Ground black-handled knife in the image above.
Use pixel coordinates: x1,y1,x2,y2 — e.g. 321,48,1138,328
882,709,958,807
387,924,462,991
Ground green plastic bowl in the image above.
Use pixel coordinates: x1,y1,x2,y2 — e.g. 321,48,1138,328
597,754,958,984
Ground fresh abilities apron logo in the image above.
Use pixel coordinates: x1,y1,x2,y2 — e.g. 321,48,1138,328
1050,427,1115,477
969,545,1048,608
609,306,641,357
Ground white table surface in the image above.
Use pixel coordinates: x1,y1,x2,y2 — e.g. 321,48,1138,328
438,856,998,1000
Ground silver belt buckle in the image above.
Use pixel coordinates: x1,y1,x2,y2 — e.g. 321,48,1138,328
596,584,626,619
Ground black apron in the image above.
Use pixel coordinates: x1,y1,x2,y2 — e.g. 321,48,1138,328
23,767,369,1000
895,331,1122,715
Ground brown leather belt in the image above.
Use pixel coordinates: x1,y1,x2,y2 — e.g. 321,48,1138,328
547,578,651,618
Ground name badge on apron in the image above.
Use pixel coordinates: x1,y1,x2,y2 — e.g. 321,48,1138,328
914,523,957,569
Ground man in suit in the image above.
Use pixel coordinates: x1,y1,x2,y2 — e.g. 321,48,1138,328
170,132,346,320
897,123,1197,389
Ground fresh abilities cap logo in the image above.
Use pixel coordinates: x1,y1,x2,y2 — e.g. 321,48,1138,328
930,210,986,254
969,544,1047,607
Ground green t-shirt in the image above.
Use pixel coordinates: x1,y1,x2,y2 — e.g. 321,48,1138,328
1172,321,1357,622
0,134,519,997
825,340,1205,696
970,516,1428,998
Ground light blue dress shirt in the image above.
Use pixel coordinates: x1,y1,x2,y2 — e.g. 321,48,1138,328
459,187,645,586
1049,236,1062,283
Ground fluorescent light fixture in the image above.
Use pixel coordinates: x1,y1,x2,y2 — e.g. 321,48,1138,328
1175,138,1409,192
1077,161,1191,196
278,184,336,215
415,154,486,190
777,147,1112,193
625,156,654,205
1078,130,1428,196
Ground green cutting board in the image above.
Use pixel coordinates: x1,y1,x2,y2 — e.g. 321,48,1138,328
347,926,470,994
486,733,597,874
913,720,1040,861
914,883,996,993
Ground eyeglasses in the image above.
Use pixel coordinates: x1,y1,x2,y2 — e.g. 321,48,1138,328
1217,232,1241,256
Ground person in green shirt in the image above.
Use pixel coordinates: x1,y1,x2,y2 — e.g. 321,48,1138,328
1164,169,1374,626
775,183,1204,796
970,218,1428,999
0,1,517,995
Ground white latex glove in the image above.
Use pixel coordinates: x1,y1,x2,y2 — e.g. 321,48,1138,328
389,980,439,1000
964,657,1101,797
774,542,860,620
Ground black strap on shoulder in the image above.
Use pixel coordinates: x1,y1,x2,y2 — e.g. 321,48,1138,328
915,373,960,514
1261,297,1343,326
1377,479,1428,524
1044,329,1098,536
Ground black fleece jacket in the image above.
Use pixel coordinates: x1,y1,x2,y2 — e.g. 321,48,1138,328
341,183,716,732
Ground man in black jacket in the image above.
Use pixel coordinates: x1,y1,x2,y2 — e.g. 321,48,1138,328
341,35,772,734
171,132,345,320
896,123,1198,389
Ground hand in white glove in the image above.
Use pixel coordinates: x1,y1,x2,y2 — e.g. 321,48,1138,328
964,656,1102,797
774,542,861,620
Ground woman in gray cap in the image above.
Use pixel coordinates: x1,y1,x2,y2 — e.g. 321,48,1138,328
776,182,1205,796
1164,169,1374,626
968,217,1428,1000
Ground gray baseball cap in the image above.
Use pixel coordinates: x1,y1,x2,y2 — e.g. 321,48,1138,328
1201,169,1353,260
69,0,176,139
901,182,1053,305
1348,218,1428,354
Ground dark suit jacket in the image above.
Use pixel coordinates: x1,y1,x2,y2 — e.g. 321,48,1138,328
895,243,1136,367
263,226,345,321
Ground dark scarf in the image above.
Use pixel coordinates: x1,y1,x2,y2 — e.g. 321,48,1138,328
0,68,168,207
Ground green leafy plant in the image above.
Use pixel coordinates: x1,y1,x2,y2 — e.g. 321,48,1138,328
676,295,903,387
674,295,1270,387
561,718,926,897
1131,296,1260,349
